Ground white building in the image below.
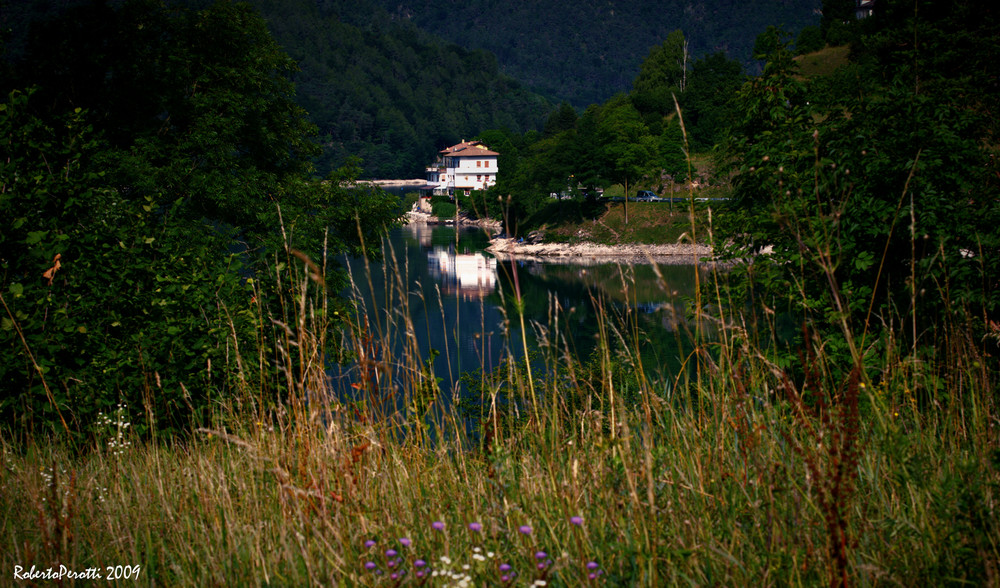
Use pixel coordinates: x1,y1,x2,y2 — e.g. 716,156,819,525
427,247,498,299
856,0,875,19
425,140,499,196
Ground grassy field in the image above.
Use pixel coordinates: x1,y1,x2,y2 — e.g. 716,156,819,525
795,45,852,79
2,231,997,586
527,152,730,246
526,193,727,246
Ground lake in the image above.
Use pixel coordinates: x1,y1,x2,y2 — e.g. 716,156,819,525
334,222,714,402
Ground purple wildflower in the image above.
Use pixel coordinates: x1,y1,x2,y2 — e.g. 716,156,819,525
364,540,376,549
518,525,532,535
535,551,547,559
499,563,512,572
432,521,445,531
399,537,412,547
570,516,584,526
414,559,427,568
468,522,483,532
364,561,377,570
385,549,398,558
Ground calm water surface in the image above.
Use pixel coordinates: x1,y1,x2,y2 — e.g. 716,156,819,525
334,223,713,398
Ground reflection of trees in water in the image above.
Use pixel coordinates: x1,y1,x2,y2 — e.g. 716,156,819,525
403,223,493,252
522,261,712,304
491,258,709,374
345,226,710,393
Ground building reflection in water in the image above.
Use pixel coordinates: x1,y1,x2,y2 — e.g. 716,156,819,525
426,246,498,299
405,221,435,248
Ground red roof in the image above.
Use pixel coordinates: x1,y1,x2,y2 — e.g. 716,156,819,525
440,141,499,158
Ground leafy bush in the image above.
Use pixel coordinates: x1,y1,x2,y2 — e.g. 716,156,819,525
795,25,825,54
1,89,254,438
0,1,403,442
430,195,458,218
718,12,1000,375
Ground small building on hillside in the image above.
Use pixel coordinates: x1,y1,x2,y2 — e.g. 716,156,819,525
856,0,875,19
425,140,499,197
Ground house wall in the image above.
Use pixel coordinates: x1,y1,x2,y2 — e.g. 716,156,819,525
451,156,497,191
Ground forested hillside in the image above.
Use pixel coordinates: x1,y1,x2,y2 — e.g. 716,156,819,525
3,0,820,179
244,0,552,178
2,0,553,179
375,0,821,108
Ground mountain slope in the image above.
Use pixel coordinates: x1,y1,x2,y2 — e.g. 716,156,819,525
2,0,553,179
376,0,822,107
247,0,552,178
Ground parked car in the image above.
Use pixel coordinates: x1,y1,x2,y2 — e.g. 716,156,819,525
635,190,662,202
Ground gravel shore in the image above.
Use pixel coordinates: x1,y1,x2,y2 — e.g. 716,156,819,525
405,212,715,263
486,238,714,264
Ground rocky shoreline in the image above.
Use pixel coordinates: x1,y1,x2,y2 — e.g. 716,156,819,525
486,238,713,264
405,210,502,232
405,211,715,263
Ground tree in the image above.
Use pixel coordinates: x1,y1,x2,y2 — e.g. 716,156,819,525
820,0,859,45
795,25,825,55
1,0,403,439
678,51,744,151
657,117,688,183
570,104,607,192
15,0,325,245
720,7,1000,371
543,102,579,137
631,30,687,117
598,98,657,224
1,88,257,438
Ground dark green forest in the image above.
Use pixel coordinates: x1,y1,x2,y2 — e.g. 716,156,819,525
247,0,819,178
256,0,819,177
2,0,554,179
720,2,1000,373
3,0,820,179
461,28,747,235
374,0,822,108
245,0,553,179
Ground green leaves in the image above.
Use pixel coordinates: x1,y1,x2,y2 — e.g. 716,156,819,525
25,231,49,245
1,2,405,441
632,30,687,115
853,251,874,272
718,8,1000,374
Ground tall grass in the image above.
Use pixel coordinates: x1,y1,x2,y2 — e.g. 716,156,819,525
2,208,998,587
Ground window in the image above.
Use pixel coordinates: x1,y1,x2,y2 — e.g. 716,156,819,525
477,161,482,168
477,175,482,182
485,160,490,168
